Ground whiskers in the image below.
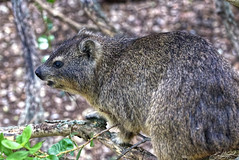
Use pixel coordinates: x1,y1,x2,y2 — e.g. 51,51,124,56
65,92,80,108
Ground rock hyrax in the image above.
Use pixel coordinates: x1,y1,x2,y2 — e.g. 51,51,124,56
35,29,239,159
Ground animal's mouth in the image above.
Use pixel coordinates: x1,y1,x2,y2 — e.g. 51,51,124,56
46,80,63,89
47,81,55,86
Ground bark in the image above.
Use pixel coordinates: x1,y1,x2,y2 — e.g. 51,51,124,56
0,119,157,160
215,0,239,56
1,119,239,159
11,0,44,125
225,0,239,8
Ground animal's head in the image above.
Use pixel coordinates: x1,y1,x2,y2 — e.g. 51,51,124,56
35,29,105,96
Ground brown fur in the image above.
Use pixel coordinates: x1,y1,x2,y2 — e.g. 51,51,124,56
35,29,239,159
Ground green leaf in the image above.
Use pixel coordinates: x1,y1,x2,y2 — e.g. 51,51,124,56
47,23,53,30
38,35,49,50
28,141,43,154
42,55,50,63
89,132,94,147
42,16,53,30
2,140,22,150
46,0,56,4
69,151,74,156
48,143,61,155
1,146,12,156
48,35,55,42
0,134,13,156
33,157,51,160
0,133,4,151
0,133,4,142
61,138,74,150
33,157,48,160
16,135,22,144
24,141,31,149
90,139,94,147
6,151,29,160
47,155,59,160
48,138,74,156
76,147,83,160
43,15,48,22
38,42,49,50
21,125,32,146
38,35,48,43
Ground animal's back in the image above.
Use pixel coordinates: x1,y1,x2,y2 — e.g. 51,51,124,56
99,31,239,159
141,32,239,159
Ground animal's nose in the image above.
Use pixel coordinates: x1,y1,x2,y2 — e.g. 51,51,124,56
35,67,43,80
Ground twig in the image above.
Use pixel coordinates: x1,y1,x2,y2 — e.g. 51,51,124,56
116,135,151,160
36,124,118,158
33,0,117,36
33,0,84,31
138,133,151,140
83,8,115,36
80,0,118,36
0,120,157,160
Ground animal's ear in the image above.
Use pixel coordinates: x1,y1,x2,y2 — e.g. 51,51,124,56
80,39,102,60
78,28,87,35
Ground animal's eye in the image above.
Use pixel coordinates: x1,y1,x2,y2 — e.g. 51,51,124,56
53,61,64,68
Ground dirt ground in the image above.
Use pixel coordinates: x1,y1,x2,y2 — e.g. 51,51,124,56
0,0,239,159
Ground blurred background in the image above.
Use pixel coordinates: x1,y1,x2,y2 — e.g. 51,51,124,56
0,0,239,159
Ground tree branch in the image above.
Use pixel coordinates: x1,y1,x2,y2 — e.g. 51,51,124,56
33,0,117,36
0,119,157,160
34,0,83,32
80,0,118,36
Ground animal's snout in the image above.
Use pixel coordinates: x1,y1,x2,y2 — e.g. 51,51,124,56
35,67,43,80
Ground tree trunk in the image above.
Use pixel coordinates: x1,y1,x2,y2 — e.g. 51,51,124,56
11,0,44,125
215,0,239,56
